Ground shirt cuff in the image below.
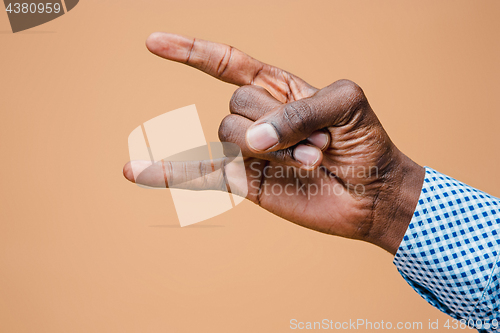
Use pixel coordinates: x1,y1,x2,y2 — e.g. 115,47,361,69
394,167,500,326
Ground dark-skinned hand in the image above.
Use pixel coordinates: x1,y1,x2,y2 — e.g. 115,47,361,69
123,33,425,254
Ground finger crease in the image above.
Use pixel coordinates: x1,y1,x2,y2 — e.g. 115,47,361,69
251,64,265,84
162,160,172,188
199,160,206,188
221,158,231,193
186,38,196,64
284,104,306,133
217,46,234,78
282,73,294,102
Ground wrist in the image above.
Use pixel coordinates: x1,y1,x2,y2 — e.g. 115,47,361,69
367,151,425,254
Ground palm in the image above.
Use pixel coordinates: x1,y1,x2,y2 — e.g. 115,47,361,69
242,158,352,235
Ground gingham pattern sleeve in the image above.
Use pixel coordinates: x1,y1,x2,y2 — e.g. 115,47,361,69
394,167,500,332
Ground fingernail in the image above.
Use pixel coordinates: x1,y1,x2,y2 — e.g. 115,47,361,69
307,131,329,150
246,123,279,151
294,145,321,166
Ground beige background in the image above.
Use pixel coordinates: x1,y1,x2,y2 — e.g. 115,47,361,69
1,1,499,332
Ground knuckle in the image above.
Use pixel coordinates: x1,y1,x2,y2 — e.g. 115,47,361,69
229,85,254,114
218,115,237,142
281,100,312,134
335,79,367,110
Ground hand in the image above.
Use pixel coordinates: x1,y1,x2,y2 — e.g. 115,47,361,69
123,33,425,254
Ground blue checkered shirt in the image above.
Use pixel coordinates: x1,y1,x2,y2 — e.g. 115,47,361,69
394,167,500,332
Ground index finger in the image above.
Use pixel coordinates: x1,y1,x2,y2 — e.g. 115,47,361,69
145,32,317,102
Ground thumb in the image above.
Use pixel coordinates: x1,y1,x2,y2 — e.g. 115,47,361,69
245,79,367,153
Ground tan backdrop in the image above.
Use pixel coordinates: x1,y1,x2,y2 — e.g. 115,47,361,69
1,1,499,332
